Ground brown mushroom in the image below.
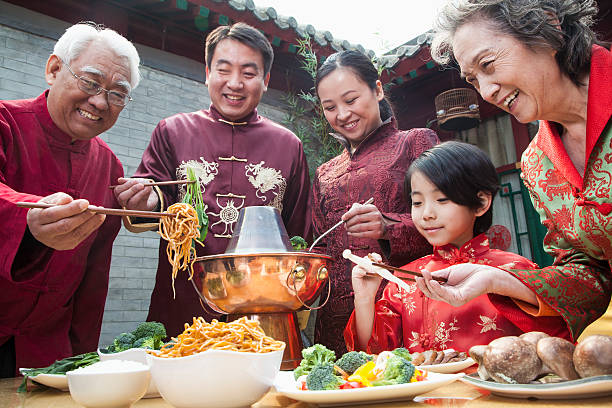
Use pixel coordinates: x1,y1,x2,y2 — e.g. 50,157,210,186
411,352,425,366
482,336,542,384
573,335,612,378
536,337,579,380
520,331,550,347
468,344,490,380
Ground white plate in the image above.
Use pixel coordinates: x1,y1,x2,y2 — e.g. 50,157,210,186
20,372,69,391
418,357,475,374
274,370,464,407
460,373,612,399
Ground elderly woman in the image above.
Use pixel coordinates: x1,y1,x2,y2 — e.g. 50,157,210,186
422,0,611,341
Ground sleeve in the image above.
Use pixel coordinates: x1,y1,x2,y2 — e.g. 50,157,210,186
497,163,612,341
380,128,438,265
123,120,176,233
69,218,121,354
344,281,404,354
488,257,572,340
0,107,47,279
281,139,312,242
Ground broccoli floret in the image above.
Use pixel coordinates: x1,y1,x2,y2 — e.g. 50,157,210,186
306,363,343,390
371,354,415,386
130,321,166,349
293,344,336,380
391,347,412,362
290,236,308,251
112,332,136,352
336,351,374,375
133,337,156,350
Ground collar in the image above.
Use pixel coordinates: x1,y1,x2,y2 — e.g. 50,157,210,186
431,233,490,264
536,45,612,190
208,104,259,126
330,117,395,156
34,90,89,151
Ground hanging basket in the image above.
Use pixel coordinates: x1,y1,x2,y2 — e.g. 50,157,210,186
434,88,480,131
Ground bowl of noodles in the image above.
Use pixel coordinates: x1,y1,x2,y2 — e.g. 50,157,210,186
146,317,285,408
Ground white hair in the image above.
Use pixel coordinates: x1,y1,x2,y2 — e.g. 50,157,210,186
53,23,141,90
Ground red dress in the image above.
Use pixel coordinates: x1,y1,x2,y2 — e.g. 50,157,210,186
312,120,437,355
129,105,312,338
344,234,571,353
0,92,123,371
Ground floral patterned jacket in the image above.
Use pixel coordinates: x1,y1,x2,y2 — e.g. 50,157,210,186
344,234,570,353
509,45,612,341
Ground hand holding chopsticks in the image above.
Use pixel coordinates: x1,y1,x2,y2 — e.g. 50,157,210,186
17,202,174,218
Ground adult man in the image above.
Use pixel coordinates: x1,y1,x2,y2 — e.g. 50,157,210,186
0,23,140,377
115,23,311,338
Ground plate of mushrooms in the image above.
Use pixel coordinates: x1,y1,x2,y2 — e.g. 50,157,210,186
460,332,612,399
411,349,475,374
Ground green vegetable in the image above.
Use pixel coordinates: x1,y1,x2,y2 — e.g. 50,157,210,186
18,352,99,393
293,344,336,380
131,321,167,350
370,354,415,386
391,347,412,362
290,236,308,251
133,337,156,350
305,362,343,390
111,332,137,353
335,350,374,375
182,167,208,245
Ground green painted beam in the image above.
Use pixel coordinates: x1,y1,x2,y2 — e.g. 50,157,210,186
271,36,281,47
194,16,208,31
288,44,297,53
219,14,229,25
409,70,417,78
195,6,210,17
426,61,436,69
176,0,188,10
395,76,404,84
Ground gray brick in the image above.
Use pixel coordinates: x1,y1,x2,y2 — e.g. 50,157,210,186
0,48,27,62
0,67,26,82
123,289,151,300
148,70,182,88
105,299,142,311
4,58,42,76
1,80,41,95
122,311,148,321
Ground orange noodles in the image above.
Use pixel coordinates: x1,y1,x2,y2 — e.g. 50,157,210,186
158,202,202,298
152,317,285,358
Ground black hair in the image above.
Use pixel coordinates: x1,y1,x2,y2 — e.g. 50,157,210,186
405,141,500,235
205,22,274,76
314,50,394,121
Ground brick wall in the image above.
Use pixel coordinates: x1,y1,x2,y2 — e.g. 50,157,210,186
0,9,294,347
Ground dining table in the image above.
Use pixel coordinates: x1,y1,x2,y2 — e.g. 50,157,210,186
2,376,611,408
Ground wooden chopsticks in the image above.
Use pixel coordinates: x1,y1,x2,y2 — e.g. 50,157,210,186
108,180,195,189
16,202,174,218
369,262,447,283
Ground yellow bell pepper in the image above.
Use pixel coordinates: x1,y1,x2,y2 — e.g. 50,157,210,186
347,361,377,387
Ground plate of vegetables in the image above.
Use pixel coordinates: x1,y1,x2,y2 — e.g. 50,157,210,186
274,345,464,406
19,352,99,392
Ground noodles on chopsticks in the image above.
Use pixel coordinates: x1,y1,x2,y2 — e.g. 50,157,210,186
152,317,285,358
159,202,202,298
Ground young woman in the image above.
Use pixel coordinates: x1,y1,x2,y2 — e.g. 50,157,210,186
311,50,438,355
345,142,570,353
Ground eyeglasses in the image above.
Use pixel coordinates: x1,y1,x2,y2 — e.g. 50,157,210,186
62,60,132,107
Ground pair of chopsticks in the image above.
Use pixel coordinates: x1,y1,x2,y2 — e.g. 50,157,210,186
369,261,447,283
308,197,375,251
108,180,194,189
16,202,174,218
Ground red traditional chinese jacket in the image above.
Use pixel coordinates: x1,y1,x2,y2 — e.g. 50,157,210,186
312,119,437,355
508,45,612,340
127,105,312,338
344,234,571,354
0,92,123,372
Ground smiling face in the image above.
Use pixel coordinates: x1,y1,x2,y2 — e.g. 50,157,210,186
410,170,479,248
452,19,560,124
45,40,131,142
317,67,384,147
205,39,270,121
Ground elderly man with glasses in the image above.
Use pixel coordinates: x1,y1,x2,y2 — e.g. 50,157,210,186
0,22,140,377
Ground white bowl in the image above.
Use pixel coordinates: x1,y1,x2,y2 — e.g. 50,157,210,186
67,363,150,408
97,348,159,398
147,347,284,408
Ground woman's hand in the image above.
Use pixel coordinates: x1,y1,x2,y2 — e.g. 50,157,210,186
416,263,537,307
113,177,159,211
27,192,106,250
342,203,392,240
351,252,384,303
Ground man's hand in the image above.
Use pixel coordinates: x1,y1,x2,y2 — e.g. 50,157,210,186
113,177,159,211
27,192,106,250
342,202,390,240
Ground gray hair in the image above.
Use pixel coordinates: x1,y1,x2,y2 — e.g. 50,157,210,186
430,0,599,85
53,22,141,90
